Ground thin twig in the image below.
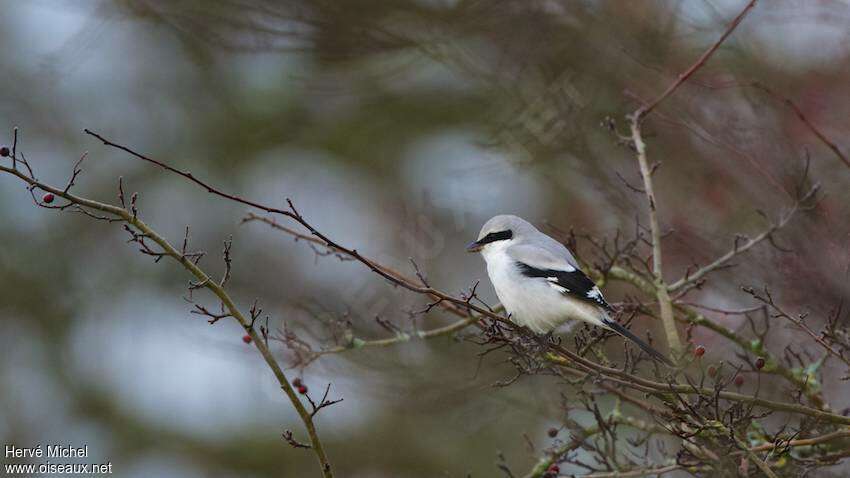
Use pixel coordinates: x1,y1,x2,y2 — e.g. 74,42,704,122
580,464,689,478
636,0,758,120
752,81,850,170
72,134,850,426
668,186,816,292
0,163,335,477
624,0,758,358
544,350,850,425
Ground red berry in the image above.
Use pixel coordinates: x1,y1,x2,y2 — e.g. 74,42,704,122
42,193,55,204
297,385,308,394
693,345,706,357
755,357,765,370
707,366,717,378
734,375,744,387
0,146,9,157
547,464,560,474
242,334,252,344
547,427,558,438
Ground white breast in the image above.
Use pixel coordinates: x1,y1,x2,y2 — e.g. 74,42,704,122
481,243,606,334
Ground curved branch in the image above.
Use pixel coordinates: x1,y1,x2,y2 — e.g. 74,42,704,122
625,0,758,358
75,132,850,426
751,82,850,171
668,187,815,292
0,164,335,477
635,0,758,120
243,213,482,355
606,265,827,408
544,351,850,426
580,465,690,478
317,315,479,356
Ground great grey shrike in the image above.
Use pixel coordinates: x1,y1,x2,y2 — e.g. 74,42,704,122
467,215,672,365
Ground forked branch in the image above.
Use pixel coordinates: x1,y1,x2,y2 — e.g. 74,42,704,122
0,159,335,478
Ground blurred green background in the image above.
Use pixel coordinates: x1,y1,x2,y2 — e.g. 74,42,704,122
1,1,849,476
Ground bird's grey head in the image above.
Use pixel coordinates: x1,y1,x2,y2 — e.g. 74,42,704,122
466,215,538,253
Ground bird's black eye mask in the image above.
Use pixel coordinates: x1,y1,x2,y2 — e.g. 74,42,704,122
478,230,513,245
466,229,513,252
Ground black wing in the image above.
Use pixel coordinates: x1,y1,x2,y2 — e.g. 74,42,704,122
516,261,673,366
517,261,672,365
515,262,613,311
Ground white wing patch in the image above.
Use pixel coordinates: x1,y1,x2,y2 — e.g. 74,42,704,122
517,261,613,311
546,277,569,293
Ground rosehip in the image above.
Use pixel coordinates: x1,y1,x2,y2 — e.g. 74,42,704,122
297,385,308,394
734,375,744,387
707,366,717,378
547,427,558,438
242,334,252,344
0,146,9,157
693,345,706,357
755,357,765,370
547,464,560,474
42,193,55,204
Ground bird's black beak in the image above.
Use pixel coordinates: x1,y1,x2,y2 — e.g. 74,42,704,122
466,240,483,253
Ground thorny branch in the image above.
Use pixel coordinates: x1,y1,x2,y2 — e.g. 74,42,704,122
751,81,850,171
744,286,850,374
634,0,759,121
623,0,760,359
37,130,850,428
616,0,756,358
246,206,844,427
8,11,850,467
0,149,336,478
4,114,850,475
72,129,850,420
0,2,847,476
668,184,818,292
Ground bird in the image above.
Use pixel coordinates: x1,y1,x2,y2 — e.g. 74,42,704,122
467,214,672,366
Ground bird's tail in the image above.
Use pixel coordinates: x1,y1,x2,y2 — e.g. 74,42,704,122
601,318,674,366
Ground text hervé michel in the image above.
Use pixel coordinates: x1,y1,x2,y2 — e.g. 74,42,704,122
6,444,89,459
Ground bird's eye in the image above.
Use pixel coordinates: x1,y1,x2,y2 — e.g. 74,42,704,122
480,229,513,244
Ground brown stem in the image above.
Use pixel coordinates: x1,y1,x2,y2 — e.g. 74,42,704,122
522,424,602,478
626,0,759,360
667,196,808,292
636,0,758,120
65,131,850,427
748,428,850,453
0,164,335,477
580,465,691,478
751,82,850,170
544,350,850,426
